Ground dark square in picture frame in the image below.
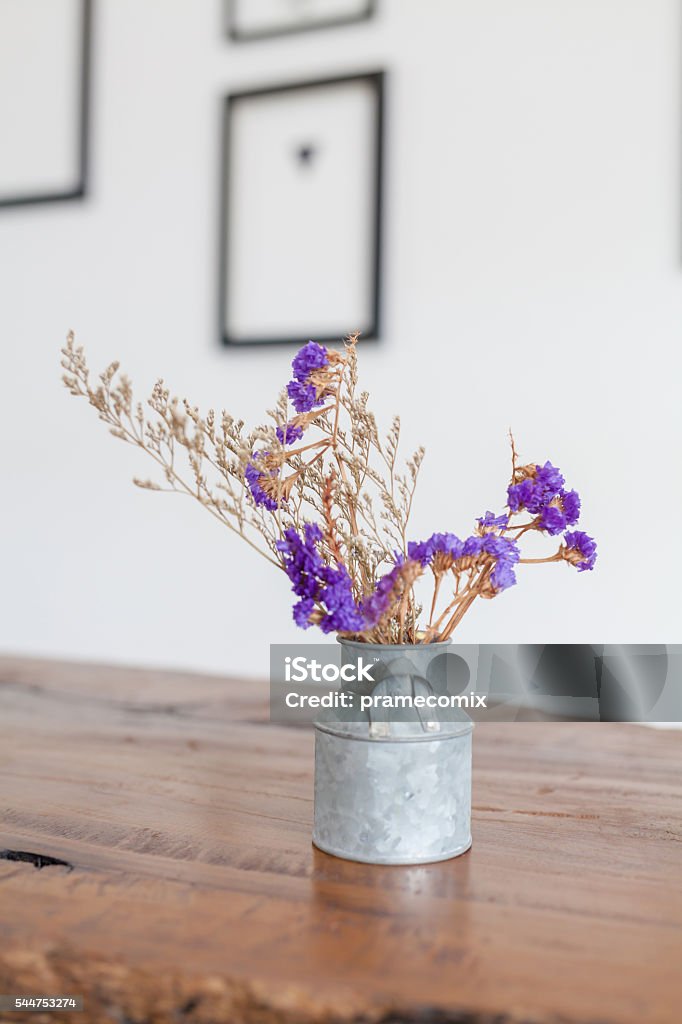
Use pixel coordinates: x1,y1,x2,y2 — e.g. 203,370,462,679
0,0,92,209
219,71,384,348
226,0,376,43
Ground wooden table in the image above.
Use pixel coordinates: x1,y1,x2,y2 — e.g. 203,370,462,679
0,657,680,1024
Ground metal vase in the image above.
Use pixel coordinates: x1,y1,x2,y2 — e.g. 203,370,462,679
312,638,473,865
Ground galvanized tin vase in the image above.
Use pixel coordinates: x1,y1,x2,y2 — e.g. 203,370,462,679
313,639,473,865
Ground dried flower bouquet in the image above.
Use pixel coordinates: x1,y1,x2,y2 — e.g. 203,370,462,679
62,332,597,645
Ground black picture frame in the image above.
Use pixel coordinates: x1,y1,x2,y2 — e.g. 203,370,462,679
227,0,376,43
0,0,92,210
219,71,384,348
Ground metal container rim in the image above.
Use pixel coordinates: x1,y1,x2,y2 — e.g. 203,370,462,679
313,720,474,743
337,637,452,652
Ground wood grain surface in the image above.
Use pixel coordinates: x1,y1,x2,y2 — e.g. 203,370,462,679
0,655,680,1024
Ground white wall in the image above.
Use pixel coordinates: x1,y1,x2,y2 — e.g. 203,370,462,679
2,0,681,678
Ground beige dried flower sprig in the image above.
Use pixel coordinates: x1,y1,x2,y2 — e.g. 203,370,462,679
61,333,596,644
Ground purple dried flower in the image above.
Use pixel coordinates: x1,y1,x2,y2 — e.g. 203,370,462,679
481,534,518,560
431,533,464,559
407,538,434,566
287,380,322,414
477,511,509,532
538,505,567,536
317,568,366,633
480,534,520,592
535,461,565,495
536,488,581,535
489,559,517,592
462,535,484,557
276,422,304,445
291,341,329,383
359,557,423,630
360,562,404,625
507,461,565,515
276,524,367,632
563,531,598,572
276,524,325,599
293,598,315,629
287,342,333,413
408,533,463,568
405,530,518,594
245,452,280,512
561,488,581,525
507,478,536,513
